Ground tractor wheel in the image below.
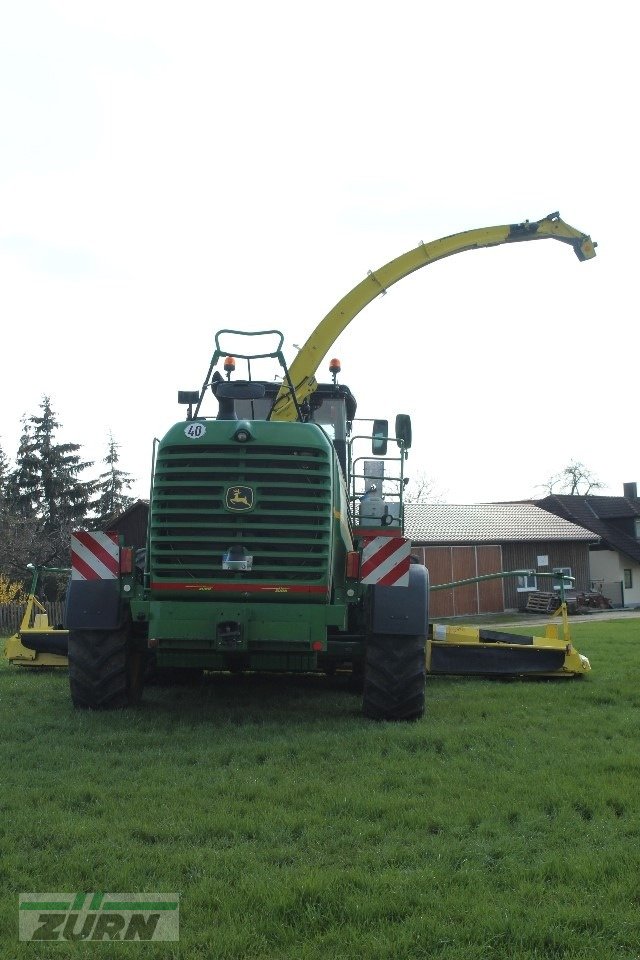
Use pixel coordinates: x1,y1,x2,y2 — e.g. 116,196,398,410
69,622,145,710
347,663,365,693
362,634,426,721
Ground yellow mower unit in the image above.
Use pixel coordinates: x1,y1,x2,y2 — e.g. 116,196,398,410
4,566,69,668
427,623,590,678
427,570,591,678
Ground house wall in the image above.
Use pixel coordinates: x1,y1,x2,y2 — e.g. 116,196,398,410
501,541,592,610
590,549,640,607
589,549,622,581
412,545,504,617
102,502,149,550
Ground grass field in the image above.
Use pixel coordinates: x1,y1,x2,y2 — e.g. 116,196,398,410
1,617,640,959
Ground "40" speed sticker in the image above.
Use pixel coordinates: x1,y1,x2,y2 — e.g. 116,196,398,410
184,423,206,439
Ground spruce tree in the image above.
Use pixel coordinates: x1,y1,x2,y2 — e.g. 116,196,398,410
8,397,95,565
94,433,135,524
0,435,42,578
0,441,8,498
0,440,12,570
32,397,95,531
7,419,41,518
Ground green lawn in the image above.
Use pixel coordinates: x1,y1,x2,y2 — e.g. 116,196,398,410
1,618,639,959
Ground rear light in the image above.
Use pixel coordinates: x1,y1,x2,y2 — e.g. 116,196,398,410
311,641,324,652
120,547,133,574
345,551,360,579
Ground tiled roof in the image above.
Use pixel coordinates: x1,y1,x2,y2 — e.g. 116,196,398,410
404,502,599,544
583,496,640,519
537,495,640,563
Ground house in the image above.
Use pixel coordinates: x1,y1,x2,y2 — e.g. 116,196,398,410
404,503,598,617
536,482,640,607
101,499,149,551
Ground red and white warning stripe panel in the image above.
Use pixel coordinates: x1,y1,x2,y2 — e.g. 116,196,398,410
71,531,120,581
360,536,410,587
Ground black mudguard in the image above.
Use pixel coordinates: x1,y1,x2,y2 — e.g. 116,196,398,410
65,579,122,631
371,563,429,636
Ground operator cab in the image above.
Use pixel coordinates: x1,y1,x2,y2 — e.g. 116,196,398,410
231,382,357,475
178,334,359,474
306,383,357,475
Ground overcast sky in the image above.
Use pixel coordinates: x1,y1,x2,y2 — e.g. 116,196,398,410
1,1,636,505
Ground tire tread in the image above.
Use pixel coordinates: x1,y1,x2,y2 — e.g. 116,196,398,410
69,624,142,710
362,634,426,721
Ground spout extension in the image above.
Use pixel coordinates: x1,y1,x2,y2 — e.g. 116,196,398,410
508,212,597,261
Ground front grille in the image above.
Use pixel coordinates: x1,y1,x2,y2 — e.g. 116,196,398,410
150,444,331,587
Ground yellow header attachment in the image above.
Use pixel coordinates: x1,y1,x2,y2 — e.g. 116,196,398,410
270,212,596,421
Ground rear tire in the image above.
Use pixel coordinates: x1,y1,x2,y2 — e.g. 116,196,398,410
69,621,144,710
362,634,426,721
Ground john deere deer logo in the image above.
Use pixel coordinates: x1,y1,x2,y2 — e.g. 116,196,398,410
225,486,254,511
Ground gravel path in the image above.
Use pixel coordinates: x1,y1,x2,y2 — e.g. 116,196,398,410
483,609,640,629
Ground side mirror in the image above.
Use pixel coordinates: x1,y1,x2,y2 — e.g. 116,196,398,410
395,414,412,450
178,390,200,420
372,419,388,456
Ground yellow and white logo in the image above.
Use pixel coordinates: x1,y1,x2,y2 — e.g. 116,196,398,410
225,486,254,511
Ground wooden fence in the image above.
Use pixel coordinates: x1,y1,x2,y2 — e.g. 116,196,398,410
0,602,65,636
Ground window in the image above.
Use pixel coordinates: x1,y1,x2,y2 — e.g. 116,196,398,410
624,569,633,589
517,572,537,592
635,519,640,540
552,567,573,590
311,399,346,441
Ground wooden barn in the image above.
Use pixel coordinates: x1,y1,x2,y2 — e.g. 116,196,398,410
404,503,598,617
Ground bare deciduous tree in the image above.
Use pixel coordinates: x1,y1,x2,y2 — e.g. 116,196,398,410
403,470,444,504
542,460,604,496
